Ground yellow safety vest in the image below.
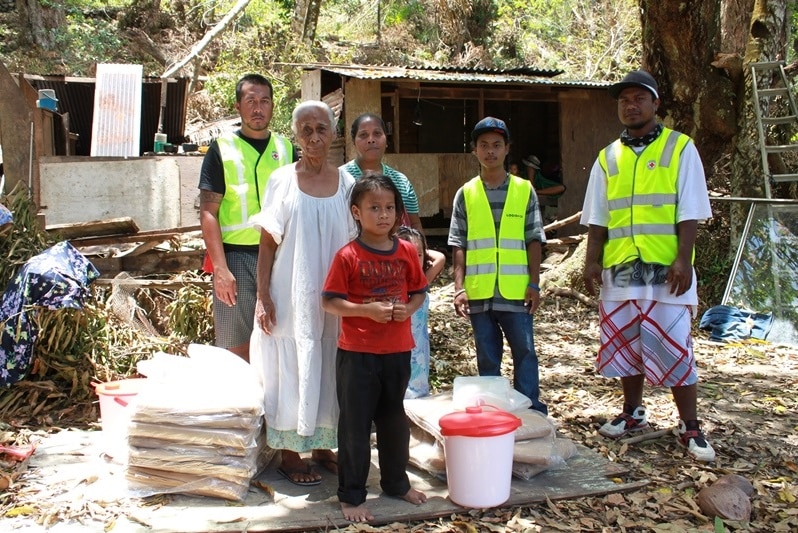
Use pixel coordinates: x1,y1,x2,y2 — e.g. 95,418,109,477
463,175,532,300
217,132,292,245
599,127,692,268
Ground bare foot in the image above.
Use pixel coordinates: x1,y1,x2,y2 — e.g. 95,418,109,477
401,487,427,505
341,502,374,522
311,449,338,474
279,450,321,485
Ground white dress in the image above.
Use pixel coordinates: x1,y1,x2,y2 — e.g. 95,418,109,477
250,165,356,449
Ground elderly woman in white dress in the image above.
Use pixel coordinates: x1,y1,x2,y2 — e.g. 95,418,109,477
250,101,356,485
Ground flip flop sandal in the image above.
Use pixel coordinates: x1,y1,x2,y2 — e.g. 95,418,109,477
277,466,321,486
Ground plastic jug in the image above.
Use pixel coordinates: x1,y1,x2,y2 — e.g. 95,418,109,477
153,132,167,153
439,405,521,508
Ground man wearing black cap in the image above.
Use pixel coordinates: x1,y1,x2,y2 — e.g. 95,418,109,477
580,70,715,461
447,117,548,415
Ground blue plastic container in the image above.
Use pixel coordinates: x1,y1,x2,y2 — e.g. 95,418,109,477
37,89,58,112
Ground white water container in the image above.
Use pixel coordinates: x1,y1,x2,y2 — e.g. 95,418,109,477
438,405,521,508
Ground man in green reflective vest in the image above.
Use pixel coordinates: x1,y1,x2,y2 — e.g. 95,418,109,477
199,73,296,362
581,70,715,462
448,117,547,414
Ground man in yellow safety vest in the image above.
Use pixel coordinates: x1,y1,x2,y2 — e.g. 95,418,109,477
448,117,547,414
198,73,296,362
581,69,715,462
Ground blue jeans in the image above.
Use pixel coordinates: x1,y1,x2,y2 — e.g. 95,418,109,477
469,310,547,415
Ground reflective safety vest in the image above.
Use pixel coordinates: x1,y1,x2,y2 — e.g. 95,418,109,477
599,127,692,268
217,132,292,245
463,175,532,300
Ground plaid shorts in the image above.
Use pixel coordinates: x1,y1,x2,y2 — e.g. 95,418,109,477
597,299,698,387
212,249,258,349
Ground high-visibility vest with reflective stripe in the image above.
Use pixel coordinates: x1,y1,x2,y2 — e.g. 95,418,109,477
463,175,531,300
598,127,692,267
217,132,292,245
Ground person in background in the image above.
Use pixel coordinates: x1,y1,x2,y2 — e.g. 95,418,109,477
198,73,296,363
522,154,566,200
322,174,429,523
581,69,715,462
395,226,446,398
507,159,523,177
448,117,548,415
250,100,356,485
342,113,424,232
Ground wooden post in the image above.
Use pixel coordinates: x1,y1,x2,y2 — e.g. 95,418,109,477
0,61,35,200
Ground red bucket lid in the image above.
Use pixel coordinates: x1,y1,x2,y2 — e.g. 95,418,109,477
439,406,522,437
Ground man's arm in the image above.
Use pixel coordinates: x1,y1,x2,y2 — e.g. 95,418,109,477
666,220,698,296
451,246,469,318
583,224,608,297
525,240,542,314
200,190,237,306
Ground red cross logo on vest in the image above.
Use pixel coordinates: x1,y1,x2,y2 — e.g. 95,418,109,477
647,160,656,170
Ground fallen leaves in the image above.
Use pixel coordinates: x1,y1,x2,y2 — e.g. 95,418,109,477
1,255,797,531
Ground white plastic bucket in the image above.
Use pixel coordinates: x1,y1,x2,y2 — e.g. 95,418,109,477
439,405,521,508
94,378,146,458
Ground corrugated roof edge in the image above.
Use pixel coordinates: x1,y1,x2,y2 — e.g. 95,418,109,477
275,62,563,78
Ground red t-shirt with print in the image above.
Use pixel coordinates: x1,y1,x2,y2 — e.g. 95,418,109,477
322,238,428,354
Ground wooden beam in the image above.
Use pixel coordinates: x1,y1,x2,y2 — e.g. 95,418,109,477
93,278,211,290
46,217,140,239
91,249,204,278
68,224,201,247
394,85,559,102
0,61,34,198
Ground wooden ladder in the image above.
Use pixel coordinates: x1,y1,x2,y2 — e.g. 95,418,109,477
750,61,798,197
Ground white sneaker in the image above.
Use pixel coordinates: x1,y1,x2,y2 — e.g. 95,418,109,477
598,406,648,439
675,420,716,462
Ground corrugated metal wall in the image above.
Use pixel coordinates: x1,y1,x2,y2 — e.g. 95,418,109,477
90,64,143,156
27,73,189,156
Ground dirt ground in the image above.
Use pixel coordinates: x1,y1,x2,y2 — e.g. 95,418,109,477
415,274,798,532
1,262,797,531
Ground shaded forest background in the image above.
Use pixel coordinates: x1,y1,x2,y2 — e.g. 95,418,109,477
1,0,643,131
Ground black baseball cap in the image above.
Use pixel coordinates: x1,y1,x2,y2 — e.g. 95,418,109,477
609,70,659,100
471,117,510,142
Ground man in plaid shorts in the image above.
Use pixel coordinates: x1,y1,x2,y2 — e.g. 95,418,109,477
580,69,715,462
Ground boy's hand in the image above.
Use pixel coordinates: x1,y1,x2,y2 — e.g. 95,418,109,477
368,301,394,323
390,302,410,322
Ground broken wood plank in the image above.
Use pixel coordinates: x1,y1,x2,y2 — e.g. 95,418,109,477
46,217,139,239
90,249,204,278
93,278,211,290
544,211,582,232
67,224,201,247
66,224,202,247
544,235,585,246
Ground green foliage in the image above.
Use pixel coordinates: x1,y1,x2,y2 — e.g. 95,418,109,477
52,16,131,76
202,1,311,135
0,186,56,291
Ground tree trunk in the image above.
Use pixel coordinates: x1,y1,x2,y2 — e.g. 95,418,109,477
15,0,65,50
639,0,737,182
292,0,322,44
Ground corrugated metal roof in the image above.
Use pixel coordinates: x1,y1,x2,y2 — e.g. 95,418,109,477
291,63,611,89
